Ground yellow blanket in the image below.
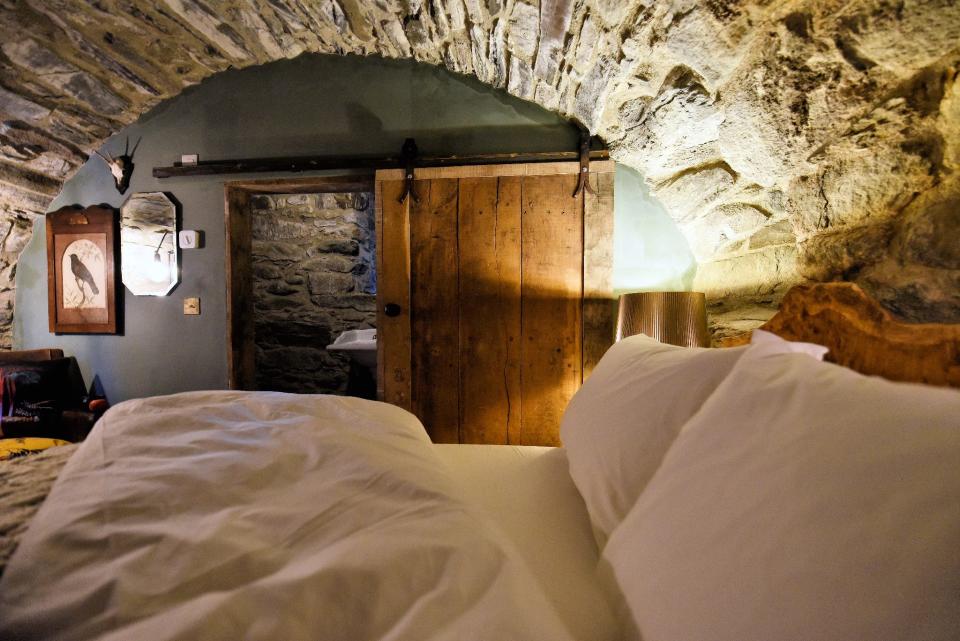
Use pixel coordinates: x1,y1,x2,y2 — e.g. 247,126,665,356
0,438,71,461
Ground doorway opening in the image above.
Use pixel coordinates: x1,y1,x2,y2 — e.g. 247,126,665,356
225,175,375,395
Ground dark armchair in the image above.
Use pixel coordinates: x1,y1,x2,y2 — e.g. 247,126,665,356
0,349,108,442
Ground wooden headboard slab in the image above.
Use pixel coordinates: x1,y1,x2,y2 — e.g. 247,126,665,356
718,283,960,388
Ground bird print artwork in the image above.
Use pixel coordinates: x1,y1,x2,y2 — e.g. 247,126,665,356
61,239,106,309
70,253,99,300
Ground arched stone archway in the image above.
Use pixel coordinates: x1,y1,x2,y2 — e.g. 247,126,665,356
0,0,958,347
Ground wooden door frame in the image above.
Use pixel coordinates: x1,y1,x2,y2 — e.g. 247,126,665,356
224,174,375,390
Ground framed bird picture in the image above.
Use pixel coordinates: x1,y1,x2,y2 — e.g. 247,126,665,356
46,205,120,334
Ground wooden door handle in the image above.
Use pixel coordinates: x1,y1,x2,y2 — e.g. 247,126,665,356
384,303,402,317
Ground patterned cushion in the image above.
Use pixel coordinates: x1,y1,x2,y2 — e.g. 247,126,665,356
1,358,78,408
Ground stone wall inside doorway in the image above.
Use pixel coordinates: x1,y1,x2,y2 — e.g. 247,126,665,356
250,192,376,395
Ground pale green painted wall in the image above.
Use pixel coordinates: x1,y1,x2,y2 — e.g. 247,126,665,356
15,53,692,402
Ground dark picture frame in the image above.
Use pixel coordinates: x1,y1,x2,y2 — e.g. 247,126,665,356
46,205,120,334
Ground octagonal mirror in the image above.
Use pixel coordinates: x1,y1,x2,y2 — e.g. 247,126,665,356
120,192,179,296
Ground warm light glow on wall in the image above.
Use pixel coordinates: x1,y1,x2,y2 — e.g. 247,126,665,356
612,165,696,294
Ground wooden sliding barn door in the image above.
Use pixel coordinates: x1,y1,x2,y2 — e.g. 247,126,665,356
376,162,614,445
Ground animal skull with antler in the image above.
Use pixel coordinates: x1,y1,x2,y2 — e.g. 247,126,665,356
94,137,140,194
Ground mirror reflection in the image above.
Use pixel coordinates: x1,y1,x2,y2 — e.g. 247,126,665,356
120,192,178,296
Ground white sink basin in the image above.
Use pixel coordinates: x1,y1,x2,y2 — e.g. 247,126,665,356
327,328,377,371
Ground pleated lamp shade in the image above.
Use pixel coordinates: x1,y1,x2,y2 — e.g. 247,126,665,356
616,291,710,347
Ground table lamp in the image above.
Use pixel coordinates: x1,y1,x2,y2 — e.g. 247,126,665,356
616,291,710,347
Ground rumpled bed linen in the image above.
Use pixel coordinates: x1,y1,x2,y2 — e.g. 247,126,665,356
0,442,77,577
0,391,578,641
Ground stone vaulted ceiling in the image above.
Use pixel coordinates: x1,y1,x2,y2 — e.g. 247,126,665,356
0,0,958,346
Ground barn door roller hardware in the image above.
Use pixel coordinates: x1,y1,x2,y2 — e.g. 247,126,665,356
397,138,419,204
153,141,609,178
572,128,597,198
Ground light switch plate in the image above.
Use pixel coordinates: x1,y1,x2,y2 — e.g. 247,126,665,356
179,230,200,249
183,297,200,315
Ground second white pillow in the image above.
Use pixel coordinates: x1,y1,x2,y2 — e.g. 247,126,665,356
561,330,830,549
603,346,960,641
560,335,747,547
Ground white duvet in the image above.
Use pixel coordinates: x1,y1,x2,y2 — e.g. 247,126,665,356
0,391,578,641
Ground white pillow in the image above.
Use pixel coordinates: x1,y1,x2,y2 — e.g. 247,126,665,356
561,332,830,548
560,335,748,547
751,327,830,359
603,345,960,641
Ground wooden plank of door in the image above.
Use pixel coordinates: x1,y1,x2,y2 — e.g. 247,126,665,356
375,178,412,410
520,174,583,446
224,186,254,390
410,178,461,443
583,169,616,380
458,177,522,444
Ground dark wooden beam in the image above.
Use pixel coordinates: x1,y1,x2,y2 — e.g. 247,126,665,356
153,150,610,178
224,175,374,194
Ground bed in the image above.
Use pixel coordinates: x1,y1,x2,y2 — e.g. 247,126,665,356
1,283,958,641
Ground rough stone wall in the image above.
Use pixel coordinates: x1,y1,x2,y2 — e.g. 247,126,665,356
250,192,376,394
0,0,958,344
0,212,35,349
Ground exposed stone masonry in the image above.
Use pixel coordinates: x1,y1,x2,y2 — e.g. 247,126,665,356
0,213,34,349
0,1,958,344
250,192,375,394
